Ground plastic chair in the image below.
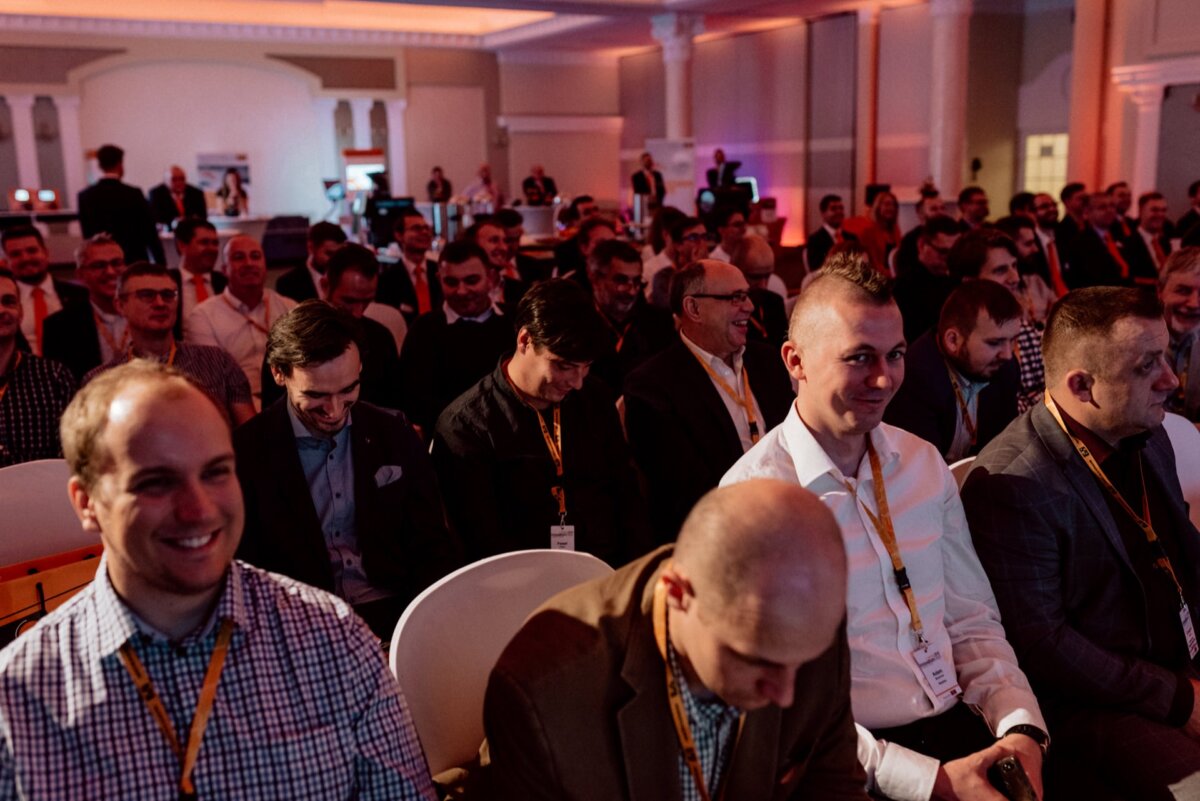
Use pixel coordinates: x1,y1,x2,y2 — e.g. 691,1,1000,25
0,459,99,566
1163,413,1200,530
949,456,976,490
389,550,613,776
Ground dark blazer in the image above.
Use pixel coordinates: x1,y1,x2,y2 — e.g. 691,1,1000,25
169,268,226,340
485,546,868,801
41,300,102,382
147,183,207,228
588,301,676,395
77,178,166,264
706,160,742,189
630,169,665,205
747,288,788,348
376,259,443,324
520,175,558,206
624,339,794,541
805,227,857,272
961,404,1200,726
234,399,459,606
274,265,320,302
1123,230,1172,286
882,330,1019,460
1064,227,1128,288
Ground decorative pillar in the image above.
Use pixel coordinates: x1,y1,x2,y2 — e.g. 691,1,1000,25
348,98,375,151
1067,0,1108,188
53,95,85,205
312,97,340,181
1115,83,1164,197
855,4,881,212
651,13,704,140
6,94,41,189
384,98,409,197
928,0,969,198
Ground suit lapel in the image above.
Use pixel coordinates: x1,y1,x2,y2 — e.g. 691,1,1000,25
264,403,335,587
673,342,745,464
720,709,780,800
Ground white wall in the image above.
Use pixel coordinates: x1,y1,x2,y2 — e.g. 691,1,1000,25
78,59,327,219
404,84,488,200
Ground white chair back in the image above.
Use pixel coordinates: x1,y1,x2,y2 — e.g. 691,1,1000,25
0,460,98,565
389,549,613,776
1164,413,1200,531
949,456,976,489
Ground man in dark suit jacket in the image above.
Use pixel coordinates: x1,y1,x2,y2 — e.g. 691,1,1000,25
625,260,794,541
884,281,1022,462
962,286,1200,798
706,147,741,189
631,152,665,206
378,209,444,323
76,144,165,264
1064,192,1132,288
146,166,207,229
519,165,557,206
42,234,130,382
806,194,858,271
486,480,868,801
0,225,89,356
236,301,459,639
1125,191,1174,286
274,221,347,303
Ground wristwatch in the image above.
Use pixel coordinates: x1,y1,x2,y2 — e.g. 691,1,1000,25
1003,724,1050,754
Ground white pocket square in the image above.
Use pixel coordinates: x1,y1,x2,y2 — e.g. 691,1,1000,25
374,465,404,488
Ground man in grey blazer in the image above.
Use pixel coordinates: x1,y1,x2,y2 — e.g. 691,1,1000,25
962,286,1200,799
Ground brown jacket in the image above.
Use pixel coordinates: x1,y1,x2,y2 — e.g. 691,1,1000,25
484,546,868,801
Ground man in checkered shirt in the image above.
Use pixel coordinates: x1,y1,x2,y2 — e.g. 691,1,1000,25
0,361,436,800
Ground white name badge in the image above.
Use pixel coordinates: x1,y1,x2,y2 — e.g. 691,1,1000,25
1181,604,1199,660
914,645,962,705
550,525,576,551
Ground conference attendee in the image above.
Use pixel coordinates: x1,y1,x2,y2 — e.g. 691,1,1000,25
722,260,1048,801
1176,180,1200,244
1009,191,1037,220
585,239,674,394
893,214,962,342
186,234,296,408
642,206,685,284
43,234,129,382
1055,181,1089,263
378,208,442,323
631,151,666,207
1107,180,1136,238
170,217,226,335
894,192,947,279
236,301,457,639
554,215,617,290
1065,191,1130,288
399,241,513,432
464,219,528,314
215,167,248,217
0,225,88,355
962,287,1200,799
521,164,557,206
1161,247,1200,422
647,215,710,309
706,147,741,189
0,360,438,798
1127,191,1174,282
486,480,870,801
426,165,452,203
432,279,652,565
729,234,789,345
77,144,166,264
275,221,346,302
0,268,76,466
806,194,857,272
626,260,793,541
992,215,1057,326
84,262,254,426
147,165,207,229
957,185,990,230
462,163,503,209
857,189,902,274
708,204,747,264
884,281,1022,462
1032,192,1069,296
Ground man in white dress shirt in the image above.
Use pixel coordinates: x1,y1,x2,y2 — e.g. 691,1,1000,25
186,234,295,409
721,260,1048,801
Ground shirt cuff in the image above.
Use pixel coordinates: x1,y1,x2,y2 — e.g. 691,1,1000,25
874,741,941,801
1169,671,1195,727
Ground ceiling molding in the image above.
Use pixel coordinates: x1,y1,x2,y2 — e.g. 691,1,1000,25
496,48,620,65
482,13,608,49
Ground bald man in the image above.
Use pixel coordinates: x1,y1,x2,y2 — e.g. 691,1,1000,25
147,165,208,229
723,260,1047,801
485,479,868,800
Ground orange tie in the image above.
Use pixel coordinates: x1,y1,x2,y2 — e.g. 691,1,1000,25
1103,232,1130,280
192,272,209,303
1152,238,1167,271
31,287,48,355
834,229,843,245
173,193,185,217
1046,241,1068,296
414,266,431,315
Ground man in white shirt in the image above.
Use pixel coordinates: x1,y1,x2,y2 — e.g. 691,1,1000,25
708,205,747,264
0,225,87,355
186,234,296,409
721,260,1048,801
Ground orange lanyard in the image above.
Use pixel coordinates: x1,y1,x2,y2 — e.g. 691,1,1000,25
503,362,567,519
118,619,234,799
128,342,178,367
945,363,978,446
652,579,744,801
688,349,760,443
0,352,22,405
221,294,270,335
1044,393,1187,599
597,305,633,353
94,310,129,355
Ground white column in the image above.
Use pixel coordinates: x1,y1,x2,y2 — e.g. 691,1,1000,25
312,97,340,180
1067,0,1108,187
855,4,881,210
1122,85,1164,197
384,98,409,197
651,13,704,140
54,95,85,205
6,94,41,189
928,0,970,198
349,98,374,151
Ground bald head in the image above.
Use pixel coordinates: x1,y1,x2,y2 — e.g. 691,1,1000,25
731,234,775,289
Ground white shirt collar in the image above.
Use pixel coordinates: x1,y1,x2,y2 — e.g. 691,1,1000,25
443,300,500,324
18,273,56,300
680,331,744,375
781,402,901,487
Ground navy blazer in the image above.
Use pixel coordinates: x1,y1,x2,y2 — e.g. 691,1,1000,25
376,259,444,324
147,183,207,228
962,404,1200,725
41,299,102,382
78,178,166,264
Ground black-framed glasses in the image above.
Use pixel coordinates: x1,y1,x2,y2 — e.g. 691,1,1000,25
689,290,751,305
123,289,179,303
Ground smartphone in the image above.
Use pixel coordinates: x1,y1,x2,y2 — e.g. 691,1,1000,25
988,755,1038,801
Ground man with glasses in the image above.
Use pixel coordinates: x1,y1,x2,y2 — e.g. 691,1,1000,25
399,241,512,432
647,215,710,309
893,214,963,342
83,262,255,425
44,234,130,382
625,259,793,541
379,209,442,323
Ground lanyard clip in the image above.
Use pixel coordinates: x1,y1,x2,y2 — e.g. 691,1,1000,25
893,566,912,593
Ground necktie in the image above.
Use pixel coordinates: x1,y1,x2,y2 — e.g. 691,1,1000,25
834,229,843,245
1103,232,1130,280
1152,237,1167,271
173,193,185,217
192,272,209,303
414,266,431,315
31,287,47,355
1046,241,1068,296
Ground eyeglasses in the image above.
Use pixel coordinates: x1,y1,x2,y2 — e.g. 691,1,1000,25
441,274,486,289
122,289,179,303
405,224,433,234
679,233,706,244
81,258,125,272
689,290,751,305
608,274,646,289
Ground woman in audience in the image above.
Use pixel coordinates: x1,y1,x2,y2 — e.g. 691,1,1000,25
857,189,901,275
216,167,249,217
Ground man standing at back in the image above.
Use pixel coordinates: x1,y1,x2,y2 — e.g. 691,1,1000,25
722,261,1047,801
77,144,165,264
147,165,207,229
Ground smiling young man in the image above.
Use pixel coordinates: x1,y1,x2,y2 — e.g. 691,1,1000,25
962,286,1200,798
0,224,88,355
0,361,437,798
432,278,652,564
233,300,458,639
1160,248,1200,422
722,261,1047,801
